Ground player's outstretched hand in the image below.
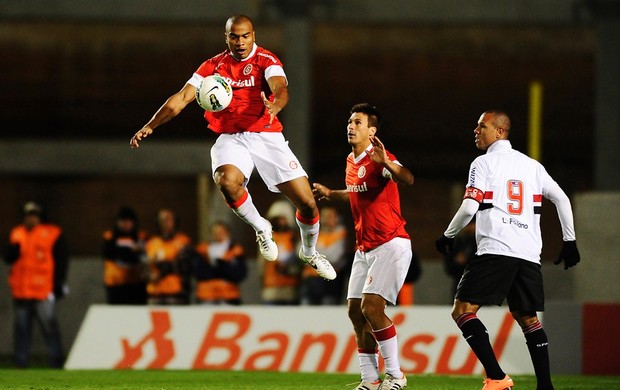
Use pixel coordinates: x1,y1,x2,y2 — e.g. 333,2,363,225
368,135,388,164
435,235,454,256
312,183,332,201
130,127,153,148
261,91,281,124
554,240,581,270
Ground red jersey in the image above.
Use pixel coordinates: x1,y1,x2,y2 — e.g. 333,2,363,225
190,44,285,134
346,148,409,252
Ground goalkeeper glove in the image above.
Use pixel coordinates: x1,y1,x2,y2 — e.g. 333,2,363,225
554,240,580,270
435,235,454,256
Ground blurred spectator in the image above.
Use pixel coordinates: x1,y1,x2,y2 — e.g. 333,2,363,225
194,221,247,305
102,207,147,305
3,201,69,368
396,251,422,305
443,220,476,299
300,206,348,305
260,200,302,305
145,208,193,305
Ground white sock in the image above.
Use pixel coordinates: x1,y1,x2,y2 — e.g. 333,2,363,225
295,212,319,256
373,324,403,378
358,350,380,382
229,191,269,233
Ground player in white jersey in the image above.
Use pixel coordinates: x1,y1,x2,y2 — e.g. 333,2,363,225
435,110,580,390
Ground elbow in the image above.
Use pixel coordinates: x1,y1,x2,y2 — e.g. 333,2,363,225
402,173,414,186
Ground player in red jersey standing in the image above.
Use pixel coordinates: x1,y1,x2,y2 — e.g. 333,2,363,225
130,15,335,280
435,110,581,390
313,103,414,390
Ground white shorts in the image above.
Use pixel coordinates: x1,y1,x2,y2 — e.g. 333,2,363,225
347,237,412,305
210,132,307,193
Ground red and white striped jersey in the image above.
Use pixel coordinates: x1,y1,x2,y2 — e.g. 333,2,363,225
187,44,287,134
463,140,575,263
346,146,409,252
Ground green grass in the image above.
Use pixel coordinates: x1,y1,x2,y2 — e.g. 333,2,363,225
0,370,619,389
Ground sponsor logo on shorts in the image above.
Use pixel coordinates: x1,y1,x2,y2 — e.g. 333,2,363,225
289,160,298,169
366,275,373,285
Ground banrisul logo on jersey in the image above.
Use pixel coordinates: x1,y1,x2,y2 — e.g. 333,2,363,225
347,182,368,193
222,75,255,88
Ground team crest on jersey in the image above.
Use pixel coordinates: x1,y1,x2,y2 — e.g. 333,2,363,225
357,166,366,178
243,64,253,75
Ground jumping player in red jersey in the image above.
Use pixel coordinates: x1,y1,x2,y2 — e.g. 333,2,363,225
313,103,414,390
130,15,335,280
435,110,581,390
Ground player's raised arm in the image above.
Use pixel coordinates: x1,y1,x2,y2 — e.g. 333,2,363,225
369,135,415,185
130,83,197,148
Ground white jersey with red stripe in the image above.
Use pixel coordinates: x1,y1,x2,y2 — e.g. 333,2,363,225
461,140,575,263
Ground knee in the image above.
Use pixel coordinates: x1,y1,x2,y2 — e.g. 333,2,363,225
451,300,477,323
213,170,244,195
451,306,464,323
296,195,317,217
348,302,366,329
511,311,539,328
360,297,384,323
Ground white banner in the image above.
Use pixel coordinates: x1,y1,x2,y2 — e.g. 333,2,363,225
65,305,533,374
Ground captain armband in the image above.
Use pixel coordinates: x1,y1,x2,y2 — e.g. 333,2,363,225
463,187,484,203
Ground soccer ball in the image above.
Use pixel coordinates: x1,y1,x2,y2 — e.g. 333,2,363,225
196,75,233,112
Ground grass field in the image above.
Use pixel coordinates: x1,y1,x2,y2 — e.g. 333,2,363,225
1,370,619,389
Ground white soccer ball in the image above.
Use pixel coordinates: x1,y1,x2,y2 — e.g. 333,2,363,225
196,75,233,112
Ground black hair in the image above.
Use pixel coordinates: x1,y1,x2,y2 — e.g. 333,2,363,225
350,103,382,130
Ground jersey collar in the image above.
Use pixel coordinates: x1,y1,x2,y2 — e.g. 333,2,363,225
487,139,512,154
231,43,258,62
353,144,373,164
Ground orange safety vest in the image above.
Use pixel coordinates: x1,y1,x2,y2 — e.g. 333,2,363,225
102,230,147,287
194,242,244,302
8,224,62,300
262,230,299,288
302,227,347,278
145,233,191,296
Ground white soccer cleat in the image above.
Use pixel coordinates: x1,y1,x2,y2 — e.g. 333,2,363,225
354,379,382,390
379,373,407,390
298,248,337,280
256,222,278,261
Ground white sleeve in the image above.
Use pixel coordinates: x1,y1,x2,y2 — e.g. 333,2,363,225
187,73,204,88
543,176,576,241
265,65,287,84
444,198,479,238
382,160,402,179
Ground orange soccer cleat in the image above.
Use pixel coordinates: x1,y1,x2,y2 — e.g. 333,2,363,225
482,375,513,390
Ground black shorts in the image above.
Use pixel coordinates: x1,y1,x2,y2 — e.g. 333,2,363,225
455,254,545,313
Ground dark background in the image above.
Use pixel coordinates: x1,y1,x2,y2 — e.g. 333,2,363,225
0,19,594,260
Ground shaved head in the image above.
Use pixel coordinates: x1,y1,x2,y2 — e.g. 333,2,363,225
485,110,511,136
225,15,254,33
